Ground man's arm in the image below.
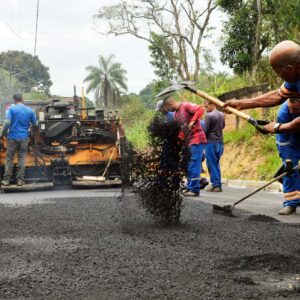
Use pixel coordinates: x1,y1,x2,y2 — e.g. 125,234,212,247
223,90,284,111
204,114,212,135
30,110,38,126
0,119,11,137
186,103,205,129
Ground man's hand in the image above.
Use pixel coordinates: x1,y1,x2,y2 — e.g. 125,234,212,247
222,100,245,113
263,122,276,133
188,121,195,130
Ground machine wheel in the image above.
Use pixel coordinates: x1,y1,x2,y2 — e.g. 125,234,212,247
120,138,134,186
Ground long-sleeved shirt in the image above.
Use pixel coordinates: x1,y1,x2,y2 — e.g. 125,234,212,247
204,109,225,143
173,102,206,146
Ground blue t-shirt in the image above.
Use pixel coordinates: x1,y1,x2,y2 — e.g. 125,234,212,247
5,103,37,139
276,101,300,155
165,111,174,122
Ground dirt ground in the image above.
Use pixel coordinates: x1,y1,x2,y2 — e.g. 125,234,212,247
0,193,300,299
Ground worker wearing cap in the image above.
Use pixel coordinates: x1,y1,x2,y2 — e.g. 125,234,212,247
223,40,300,215
163,96,206,197
155,99,174,122
0,94,38,186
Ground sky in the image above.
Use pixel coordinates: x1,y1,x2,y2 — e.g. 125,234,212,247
0,0,228,99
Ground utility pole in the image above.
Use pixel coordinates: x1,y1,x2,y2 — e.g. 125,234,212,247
33,0,40,57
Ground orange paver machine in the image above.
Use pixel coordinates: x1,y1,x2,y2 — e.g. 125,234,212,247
0,89,131,191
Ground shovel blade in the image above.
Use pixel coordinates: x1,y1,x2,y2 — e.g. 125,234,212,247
212,204,235,217
155,84,185,98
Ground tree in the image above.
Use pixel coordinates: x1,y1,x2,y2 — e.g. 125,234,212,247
0,68,21,100
84,54,127,109
219,0,300,74
219,1,269,74
95,0,218,81
0,51,52,94
148,33,178,81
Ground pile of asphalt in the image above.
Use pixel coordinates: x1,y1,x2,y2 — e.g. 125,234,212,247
0,194,300,299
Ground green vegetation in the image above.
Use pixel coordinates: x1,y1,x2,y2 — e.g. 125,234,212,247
223,123,256,144
0,51,52,94
23,90,48,101
120,94,154,150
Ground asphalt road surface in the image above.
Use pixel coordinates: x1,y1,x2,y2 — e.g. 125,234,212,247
0,187,300,299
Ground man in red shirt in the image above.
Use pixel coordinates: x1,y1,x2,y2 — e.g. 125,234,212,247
163,96,206,196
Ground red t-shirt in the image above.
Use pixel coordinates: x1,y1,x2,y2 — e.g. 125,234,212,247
174,102,206,146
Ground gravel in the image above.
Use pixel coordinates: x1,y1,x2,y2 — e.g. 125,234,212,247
0,192,300,299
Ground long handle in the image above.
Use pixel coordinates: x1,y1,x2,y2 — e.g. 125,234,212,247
194,89,251,121
232,163,300,208
101,147,116,177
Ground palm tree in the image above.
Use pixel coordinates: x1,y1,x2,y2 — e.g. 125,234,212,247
84,54,127,109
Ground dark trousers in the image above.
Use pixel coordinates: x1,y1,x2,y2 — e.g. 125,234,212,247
206,142,224,188
4,138,29,181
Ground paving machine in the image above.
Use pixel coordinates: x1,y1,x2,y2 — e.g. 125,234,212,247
0,88,131,191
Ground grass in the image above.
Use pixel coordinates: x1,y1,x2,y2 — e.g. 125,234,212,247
122,101,154,150
223,123,256,144
125,118,151,150
223,122,282,180
256,135,281,180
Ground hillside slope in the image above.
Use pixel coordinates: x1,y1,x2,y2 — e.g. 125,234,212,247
220,134,281,180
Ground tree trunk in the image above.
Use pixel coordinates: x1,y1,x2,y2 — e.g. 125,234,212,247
104,77,108,109
252,0,262,78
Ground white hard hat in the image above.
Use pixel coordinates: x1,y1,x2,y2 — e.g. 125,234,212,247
155,100,163,111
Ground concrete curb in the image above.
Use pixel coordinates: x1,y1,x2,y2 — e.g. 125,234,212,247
219,178,282,192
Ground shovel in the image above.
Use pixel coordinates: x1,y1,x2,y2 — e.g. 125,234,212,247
155,81,269,134
213,162,300,217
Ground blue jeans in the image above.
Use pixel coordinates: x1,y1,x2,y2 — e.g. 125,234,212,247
206,142,224,188
186,144,205,194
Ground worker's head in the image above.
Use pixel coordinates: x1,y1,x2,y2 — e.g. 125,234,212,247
155,99,168,114
163,96,180,112
204,100,216,113
288,98,300,114
13,93,23,103
269,40,300,82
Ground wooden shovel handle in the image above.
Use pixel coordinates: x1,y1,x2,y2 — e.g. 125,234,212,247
195,89,251,121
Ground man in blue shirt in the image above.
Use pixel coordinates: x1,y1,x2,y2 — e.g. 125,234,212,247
224,40,300,133
223,40,300,215
0,94,38,186
275,99,300,214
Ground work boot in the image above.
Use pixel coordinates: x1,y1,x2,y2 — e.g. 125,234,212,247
182,191,199,197
200,178,209,190
278,206,296,215
207,186,222,192
17,180,25,186
182,189,189,194
1,180,10,186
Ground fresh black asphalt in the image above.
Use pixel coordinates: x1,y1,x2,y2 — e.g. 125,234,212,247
0,190,300,299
